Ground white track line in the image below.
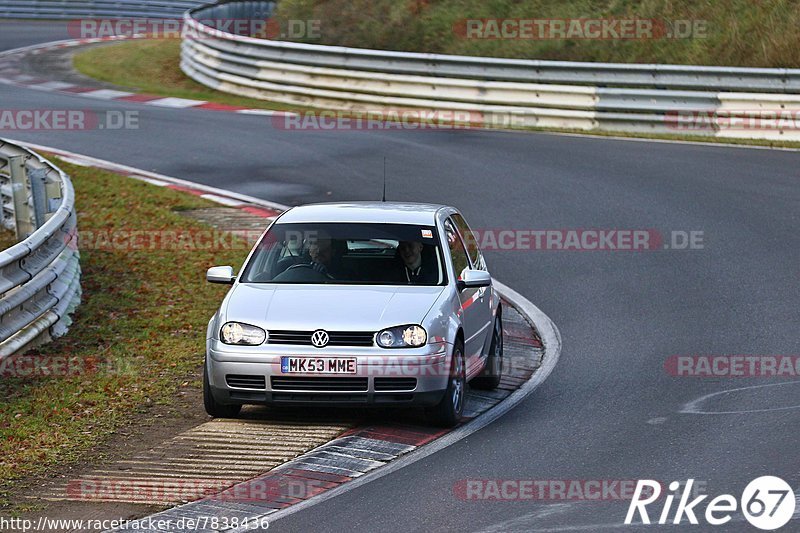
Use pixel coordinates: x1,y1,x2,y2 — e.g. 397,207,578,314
680,380,800,415
9,140,290,212
27,81,75,91
81,89,135,100
146,97,207,108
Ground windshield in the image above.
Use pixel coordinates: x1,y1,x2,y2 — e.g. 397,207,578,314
240,222,446,286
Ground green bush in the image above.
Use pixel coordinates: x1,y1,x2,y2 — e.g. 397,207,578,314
273,0,800,67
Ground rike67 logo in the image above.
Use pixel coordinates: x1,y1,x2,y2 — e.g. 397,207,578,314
626,477,795,530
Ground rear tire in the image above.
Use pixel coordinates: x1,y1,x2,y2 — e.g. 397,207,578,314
426,341,466,427
472,314,503,390
203,358,241,418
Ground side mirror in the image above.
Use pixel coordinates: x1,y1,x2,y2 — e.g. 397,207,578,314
457,269,492,290
207,266,236,285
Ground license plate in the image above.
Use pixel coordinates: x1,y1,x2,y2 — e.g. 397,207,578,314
280,357,357,374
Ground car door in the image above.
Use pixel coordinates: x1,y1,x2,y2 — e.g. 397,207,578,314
451,213,494,362
444,217,492,375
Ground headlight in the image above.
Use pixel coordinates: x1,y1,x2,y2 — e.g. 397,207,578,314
220,322,267,345
376,325,427,348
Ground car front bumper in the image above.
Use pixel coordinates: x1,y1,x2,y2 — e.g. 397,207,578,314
206,341,451,406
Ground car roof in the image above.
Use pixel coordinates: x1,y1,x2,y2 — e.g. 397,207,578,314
275,202,452,225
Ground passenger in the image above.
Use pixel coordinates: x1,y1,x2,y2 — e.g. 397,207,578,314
396,241,437,284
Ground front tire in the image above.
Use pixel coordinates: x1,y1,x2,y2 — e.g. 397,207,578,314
426,341,466,427
203,358,242,418
472,313,503,390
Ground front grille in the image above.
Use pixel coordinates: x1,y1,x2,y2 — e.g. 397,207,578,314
226,374,266,390
270,376,369,392
268,330,375,347
374,377,417,391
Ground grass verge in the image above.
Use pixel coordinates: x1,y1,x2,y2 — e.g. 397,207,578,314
72,39,800,151
0,229,16,251
0,161,248,507
73,39,300,112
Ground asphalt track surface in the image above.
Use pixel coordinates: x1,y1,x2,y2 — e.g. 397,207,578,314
2,21,799,532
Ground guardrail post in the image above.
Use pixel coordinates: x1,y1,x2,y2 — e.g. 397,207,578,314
8,155,36,240
28,167,48,228
44,170,63,215
0,161,13,232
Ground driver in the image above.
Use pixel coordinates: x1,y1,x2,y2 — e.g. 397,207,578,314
308,236,335,276
273,231,353,282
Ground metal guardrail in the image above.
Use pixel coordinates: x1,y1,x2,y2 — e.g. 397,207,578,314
181,1,800,140
0,140,80,359
0,0,208,19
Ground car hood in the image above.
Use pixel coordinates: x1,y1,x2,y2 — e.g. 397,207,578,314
224,283,445,331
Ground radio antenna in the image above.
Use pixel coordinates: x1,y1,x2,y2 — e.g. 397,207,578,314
382,157,387,202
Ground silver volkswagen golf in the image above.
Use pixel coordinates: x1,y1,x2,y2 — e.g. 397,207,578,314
203,202,503,426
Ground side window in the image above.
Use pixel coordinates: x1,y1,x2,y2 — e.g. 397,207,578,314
444,219,470,280
451,213,481,268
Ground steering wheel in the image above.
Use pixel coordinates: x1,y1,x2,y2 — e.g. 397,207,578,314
272,263,332,282
286,263,315,272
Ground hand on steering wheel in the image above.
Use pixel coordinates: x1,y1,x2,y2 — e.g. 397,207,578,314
287,262,334,279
